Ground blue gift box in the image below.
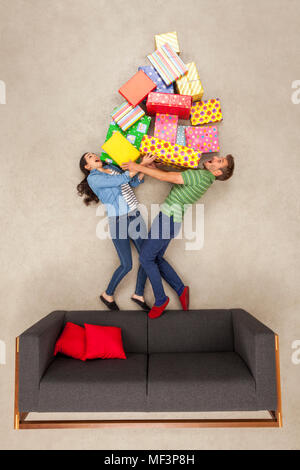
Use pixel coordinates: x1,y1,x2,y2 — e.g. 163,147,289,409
176,125,188,146
138,65,174,95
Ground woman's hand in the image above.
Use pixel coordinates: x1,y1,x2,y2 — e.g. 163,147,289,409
122,160,138,172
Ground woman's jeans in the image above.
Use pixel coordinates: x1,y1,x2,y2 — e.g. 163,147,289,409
139,211,185,306
106,209,147,296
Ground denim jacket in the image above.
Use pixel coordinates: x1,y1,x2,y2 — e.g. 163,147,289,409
87,164,144,217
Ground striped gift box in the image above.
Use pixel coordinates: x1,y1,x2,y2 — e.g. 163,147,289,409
176,62,204,102
154,31,180,54
111,102,145,131
147,43,187,86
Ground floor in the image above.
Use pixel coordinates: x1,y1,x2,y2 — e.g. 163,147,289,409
0,0,299,450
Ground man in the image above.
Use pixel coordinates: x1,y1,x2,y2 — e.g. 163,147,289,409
122,154,235,319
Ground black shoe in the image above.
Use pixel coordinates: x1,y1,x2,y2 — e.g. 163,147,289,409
99,295,120,311
131,297,151,312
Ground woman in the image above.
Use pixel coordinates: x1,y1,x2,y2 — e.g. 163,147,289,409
77,152,152,311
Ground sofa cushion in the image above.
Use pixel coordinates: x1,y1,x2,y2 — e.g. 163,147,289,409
148,310,234,353
38,354,147,412
64,310,147,353
147,352,257,411
84,324,126,360
54,322,86,361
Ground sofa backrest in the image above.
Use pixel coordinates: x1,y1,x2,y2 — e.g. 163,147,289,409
64,310,147,354
64,309,234,354
148,310,234,353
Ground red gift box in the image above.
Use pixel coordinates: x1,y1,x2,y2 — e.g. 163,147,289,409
146,92,192,119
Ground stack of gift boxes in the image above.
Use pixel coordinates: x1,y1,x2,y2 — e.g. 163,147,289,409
101,32,223,169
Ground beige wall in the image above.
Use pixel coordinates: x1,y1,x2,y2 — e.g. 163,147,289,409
0,0,299,449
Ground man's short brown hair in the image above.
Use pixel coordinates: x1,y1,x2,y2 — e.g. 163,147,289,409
216,154,235,181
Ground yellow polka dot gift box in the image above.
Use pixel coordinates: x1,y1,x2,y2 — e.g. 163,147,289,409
190,98,223,125
139,135,202,169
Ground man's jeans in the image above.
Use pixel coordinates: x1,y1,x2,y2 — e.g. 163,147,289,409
139,211,185,306
106,209,148,296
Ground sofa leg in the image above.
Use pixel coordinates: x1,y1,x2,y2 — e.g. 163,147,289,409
14,337,20,430
275,334,283,427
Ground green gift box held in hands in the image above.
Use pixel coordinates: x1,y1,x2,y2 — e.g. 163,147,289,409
101,114,151,166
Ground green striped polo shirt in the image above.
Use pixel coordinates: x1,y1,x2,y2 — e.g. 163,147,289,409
160,169,215,222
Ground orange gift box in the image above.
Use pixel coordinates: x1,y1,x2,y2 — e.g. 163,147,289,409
119,70,157,107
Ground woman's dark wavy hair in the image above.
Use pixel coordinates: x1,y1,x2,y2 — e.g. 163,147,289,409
77,153,99,206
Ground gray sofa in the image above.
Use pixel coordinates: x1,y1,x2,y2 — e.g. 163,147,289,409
15,309,282,429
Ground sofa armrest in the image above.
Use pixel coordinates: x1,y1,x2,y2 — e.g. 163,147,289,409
18,311,66,412
231,308,278,410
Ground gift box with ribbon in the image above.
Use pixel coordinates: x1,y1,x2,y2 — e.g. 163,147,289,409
146,92,192,119
176,62,204,102
139,134,201,169
185,126,219,153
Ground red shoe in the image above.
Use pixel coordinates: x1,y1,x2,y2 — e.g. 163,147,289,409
148,297,169,319
179,286,189,311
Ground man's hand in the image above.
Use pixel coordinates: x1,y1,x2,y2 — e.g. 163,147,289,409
140,153,157,167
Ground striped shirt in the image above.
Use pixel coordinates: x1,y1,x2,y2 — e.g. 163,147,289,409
160,169,215,222
109,169,138,212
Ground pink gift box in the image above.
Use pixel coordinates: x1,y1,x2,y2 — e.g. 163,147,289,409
185,126,219,153
154,114,178,144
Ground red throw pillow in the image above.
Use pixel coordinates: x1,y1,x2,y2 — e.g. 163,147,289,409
84,324,127,360
54,322,86,361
